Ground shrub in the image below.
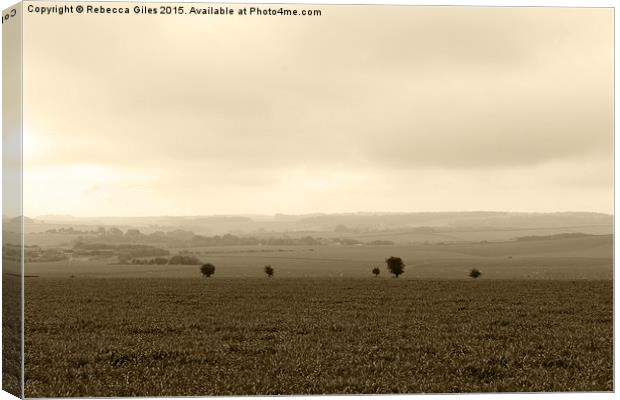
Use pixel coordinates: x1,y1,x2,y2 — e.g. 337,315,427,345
74,242,169,258
469,268,482,279
200,263,215,278
264,265,274,277
386,256,405,278
169,254,201,265
368,240,395,246
372,267,380,277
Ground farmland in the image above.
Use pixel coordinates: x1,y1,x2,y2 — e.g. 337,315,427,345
17,214,614,396
24,234,613,279
24,278,612,396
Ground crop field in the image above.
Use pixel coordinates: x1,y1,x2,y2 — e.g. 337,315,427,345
24,277,612,396
2,273,22,396
20,234,614,395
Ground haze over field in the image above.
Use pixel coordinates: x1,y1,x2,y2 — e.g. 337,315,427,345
15,210,614,237
13,210,613,280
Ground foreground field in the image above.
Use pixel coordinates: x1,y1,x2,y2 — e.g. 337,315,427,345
24,278,612,396
2,273,22,397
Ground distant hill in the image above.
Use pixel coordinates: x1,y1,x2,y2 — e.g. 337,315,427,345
515,233,593,241
29,211,612,237
299,211,612,230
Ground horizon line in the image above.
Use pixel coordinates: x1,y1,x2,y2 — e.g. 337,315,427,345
16,209,616,220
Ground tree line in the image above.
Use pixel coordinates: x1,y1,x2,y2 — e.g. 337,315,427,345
198,256,482,279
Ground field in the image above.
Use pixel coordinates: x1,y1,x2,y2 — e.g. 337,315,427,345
20,233,614,395
24,278,612,396
24,234,613,280
2,273,22,396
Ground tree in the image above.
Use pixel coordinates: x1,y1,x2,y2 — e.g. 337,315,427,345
169,254,201,265
264,264,274,277
108,227,123,236
372,267,380,277
469,268,481,279
386,256,405,278
125,229,142,238
200,263,215,278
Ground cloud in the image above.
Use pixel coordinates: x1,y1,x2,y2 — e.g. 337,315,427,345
22,6,613,215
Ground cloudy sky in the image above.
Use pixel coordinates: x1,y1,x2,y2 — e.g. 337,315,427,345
23,4,613,217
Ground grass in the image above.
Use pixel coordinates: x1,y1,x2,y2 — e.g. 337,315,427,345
24,277,612,396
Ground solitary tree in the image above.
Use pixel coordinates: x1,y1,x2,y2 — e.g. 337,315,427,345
469,268,481,279
264,264,274,277
386,256,405,278
200,263,216,278
372,267,380,277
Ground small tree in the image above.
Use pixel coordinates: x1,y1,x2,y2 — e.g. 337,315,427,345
386,256,405,278
372,267,380,277
200,263,215,278
264,264,274,277
469,268,481,279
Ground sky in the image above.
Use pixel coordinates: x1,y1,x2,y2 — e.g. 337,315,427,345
22,4,613,217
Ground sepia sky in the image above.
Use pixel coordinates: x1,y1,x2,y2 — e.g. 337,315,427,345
22,4,613,217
